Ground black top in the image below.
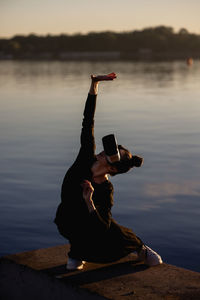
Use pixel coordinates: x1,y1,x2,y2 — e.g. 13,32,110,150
54,94,143,263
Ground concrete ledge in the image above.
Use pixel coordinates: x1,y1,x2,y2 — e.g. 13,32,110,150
1,244,200,300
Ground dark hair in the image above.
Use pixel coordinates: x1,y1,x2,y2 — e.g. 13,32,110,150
109,145,143,176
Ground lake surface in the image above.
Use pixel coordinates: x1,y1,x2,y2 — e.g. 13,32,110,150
0,60,200,272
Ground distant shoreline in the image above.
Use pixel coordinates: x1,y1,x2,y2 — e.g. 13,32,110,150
0,51,199,61
1,26,200,62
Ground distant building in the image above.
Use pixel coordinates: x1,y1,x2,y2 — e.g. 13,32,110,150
138,48,153,59
59,51,120,60
0,52,13,59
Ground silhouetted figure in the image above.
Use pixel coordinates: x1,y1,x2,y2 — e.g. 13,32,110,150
54,73,163,270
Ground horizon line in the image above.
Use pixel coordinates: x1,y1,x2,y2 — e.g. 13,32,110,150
0,25,199,39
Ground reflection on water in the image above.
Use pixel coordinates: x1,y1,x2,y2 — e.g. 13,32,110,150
0,60,200,272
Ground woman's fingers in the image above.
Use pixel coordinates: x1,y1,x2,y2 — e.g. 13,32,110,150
107,72,117,79
81,180,94,194
91,73,117,81
81,179,91,187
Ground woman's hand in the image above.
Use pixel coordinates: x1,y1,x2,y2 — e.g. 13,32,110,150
89,72,117,95
81,180,96,213
81,180,94,201
91,72,117,82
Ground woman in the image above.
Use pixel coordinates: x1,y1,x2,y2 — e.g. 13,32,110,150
54,73,162,270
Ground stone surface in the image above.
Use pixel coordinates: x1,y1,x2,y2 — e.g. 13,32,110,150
0,258,106,300
1,244,200,300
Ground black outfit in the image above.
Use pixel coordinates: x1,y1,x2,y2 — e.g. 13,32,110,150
54,93,143,263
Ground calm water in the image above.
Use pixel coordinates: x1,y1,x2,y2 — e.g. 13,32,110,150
0,60,200,272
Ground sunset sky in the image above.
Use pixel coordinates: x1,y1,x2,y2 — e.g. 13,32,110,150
1,0,200,38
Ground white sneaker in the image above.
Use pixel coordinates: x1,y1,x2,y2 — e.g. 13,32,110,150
138,245,163,266
66,257,86,270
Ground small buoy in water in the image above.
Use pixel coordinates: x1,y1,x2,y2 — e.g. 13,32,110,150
186,57,193,66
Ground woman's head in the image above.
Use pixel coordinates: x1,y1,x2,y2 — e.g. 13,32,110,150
109,145,144,176
92,145,143,180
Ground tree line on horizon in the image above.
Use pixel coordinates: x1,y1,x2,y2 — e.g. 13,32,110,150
0,26,200,60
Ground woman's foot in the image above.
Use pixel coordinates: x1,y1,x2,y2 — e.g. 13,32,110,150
138,245,163,266
66,257,86,270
